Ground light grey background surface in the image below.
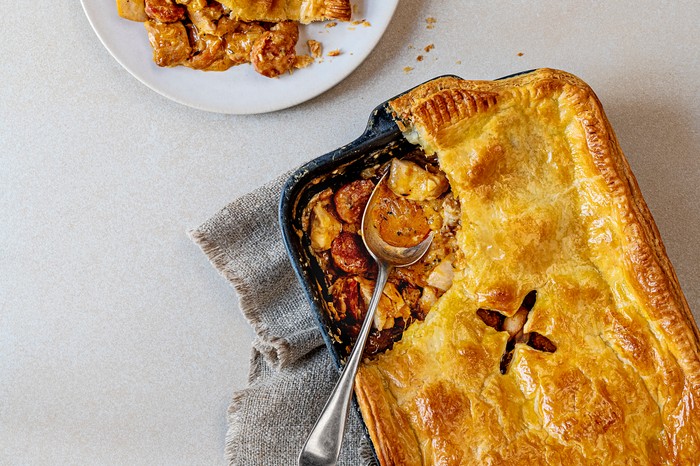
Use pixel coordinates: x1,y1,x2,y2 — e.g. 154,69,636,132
2,1,699,464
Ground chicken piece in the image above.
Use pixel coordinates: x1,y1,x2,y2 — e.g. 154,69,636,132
187,1,223,34
250,21,299,78
186,30,231,70
356,278,410,331
215,15,240,36
308,191,342,251
224,22,266,65
144,21,192,67
387,158,449,201
418,286,438,317
145,0,186,22
426,256,454,291
503,307,529,339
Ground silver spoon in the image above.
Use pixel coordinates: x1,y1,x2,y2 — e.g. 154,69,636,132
298,176,433,466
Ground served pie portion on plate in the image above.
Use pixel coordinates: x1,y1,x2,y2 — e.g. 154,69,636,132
312,69,700,464
117,0,351,77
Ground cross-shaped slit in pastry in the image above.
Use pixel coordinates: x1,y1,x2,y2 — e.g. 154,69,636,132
476,291,557,374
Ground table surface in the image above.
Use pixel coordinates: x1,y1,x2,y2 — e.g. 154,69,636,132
3,1,699,464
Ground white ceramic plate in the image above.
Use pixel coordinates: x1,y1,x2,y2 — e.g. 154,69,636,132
81,0,399,114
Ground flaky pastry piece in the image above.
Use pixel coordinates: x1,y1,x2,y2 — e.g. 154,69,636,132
217,0,351,24
354,69,700,465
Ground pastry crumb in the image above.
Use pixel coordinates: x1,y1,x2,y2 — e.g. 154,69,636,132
347,26,356,30
361,20,371,27
424,44,435,53
328,49,341,57
294,55,314,69
517,52,524,56
403,66,414,73
416,55,424,62
307,40,322,59
426,17,437,29
326,22,337,28
456,60,462,64
408,44,415,50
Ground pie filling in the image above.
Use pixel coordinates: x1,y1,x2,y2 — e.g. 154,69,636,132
303,148,467,360
476,290,557,374
118,0,334,77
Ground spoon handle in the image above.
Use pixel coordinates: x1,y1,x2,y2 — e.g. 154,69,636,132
298,263,391,466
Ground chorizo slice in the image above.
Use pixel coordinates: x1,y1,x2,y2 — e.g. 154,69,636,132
331,232,373,275
333,179,375,224
145,0,186,23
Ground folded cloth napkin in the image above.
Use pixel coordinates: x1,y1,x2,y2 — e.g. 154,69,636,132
189,173,377,466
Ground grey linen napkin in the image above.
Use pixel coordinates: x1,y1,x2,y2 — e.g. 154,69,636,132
189,173,377,466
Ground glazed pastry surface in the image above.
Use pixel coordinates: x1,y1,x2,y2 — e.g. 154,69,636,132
217,0,351,23
355,69,700,465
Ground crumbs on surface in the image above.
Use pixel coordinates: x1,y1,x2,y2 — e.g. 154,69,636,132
416,43,433,62
307,40,323,59
328,49,341,57
326,22,338,28
426,17,437,29
351,19,371,27
517,52,524,56
403,66,414,73
456,60,462,64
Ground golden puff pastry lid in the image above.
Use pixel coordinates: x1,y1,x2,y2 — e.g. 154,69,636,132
354,69,700,465
217,0,351,24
